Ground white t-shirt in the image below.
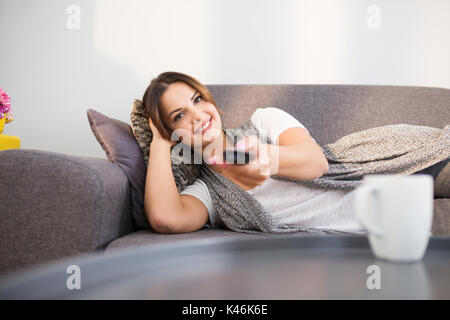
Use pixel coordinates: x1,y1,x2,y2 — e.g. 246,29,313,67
180,107,366,235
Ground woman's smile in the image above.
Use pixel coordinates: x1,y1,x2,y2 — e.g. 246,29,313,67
194,117,214,135
200,118,212,134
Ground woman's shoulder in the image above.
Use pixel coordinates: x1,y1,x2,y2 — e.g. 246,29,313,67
250,107,306,131
249,107,313,143
250,107,285,121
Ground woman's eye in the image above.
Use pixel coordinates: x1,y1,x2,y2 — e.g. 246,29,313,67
194,95,203,104
174,113,184,122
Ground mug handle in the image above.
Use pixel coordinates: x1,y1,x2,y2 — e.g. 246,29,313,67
354,184,384,237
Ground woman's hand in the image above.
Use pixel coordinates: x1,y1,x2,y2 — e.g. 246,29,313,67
209,135,277,187
235,135,273,170
148,117,177,148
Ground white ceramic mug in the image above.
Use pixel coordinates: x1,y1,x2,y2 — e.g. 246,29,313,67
354,174,434,263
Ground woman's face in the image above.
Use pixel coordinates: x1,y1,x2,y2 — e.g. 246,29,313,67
160,82,222,148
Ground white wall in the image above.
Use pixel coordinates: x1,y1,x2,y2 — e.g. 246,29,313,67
1,0,449,159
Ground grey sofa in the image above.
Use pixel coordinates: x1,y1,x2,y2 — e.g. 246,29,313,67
1,84,449,277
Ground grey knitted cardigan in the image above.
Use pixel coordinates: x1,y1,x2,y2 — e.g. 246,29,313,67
186,121,450,235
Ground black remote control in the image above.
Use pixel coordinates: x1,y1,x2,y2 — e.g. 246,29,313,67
223,149,255,164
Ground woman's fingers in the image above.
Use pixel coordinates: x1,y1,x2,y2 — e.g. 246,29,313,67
236,136,258,150
234,136,260,164
147,117,178,146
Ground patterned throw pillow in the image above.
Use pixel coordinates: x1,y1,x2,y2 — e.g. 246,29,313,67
130,99,201,193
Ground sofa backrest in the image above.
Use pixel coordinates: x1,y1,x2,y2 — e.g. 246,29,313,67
206,85,450,145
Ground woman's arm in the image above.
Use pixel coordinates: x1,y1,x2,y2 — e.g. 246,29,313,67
230,127,328,183
268,127,329,180
144,120,208,234
229,107,327,182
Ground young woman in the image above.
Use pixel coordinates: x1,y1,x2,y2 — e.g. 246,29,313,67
142,71,373,235
142,71,448,235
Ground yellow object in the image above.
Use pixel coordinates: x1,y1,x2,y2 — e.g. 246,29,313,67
0,117,21,151
0,134,21,151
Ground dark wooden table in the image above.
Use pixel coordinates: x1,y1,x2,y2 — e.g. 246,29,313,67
1,235,449,299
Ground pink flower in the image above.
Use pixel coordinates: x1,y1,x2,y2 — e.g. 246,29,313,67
0,87,12,122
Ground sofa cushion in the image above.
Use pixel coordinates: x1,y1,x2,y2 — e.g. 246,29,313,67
87,108,151,230
104,228,332,252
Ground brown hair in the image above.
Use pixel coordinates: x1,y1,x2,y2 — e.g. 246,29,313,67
142,71,222,140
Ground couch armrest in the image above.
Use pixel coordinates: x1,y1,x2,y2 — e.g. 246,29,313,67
0,149,135,275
